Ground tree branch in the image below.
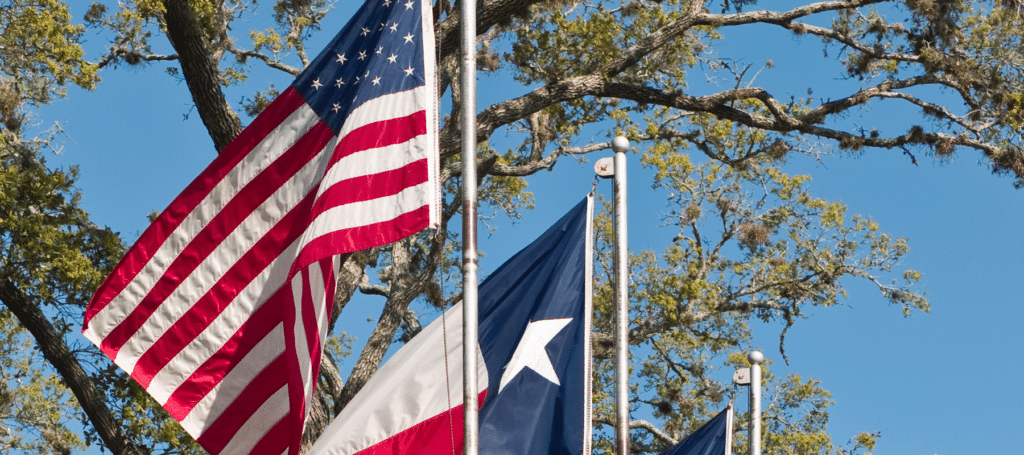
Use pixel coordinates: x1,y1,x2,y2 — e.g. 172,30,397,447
593,414,678,445
96,50,178,69
0,279,145,455
228,48,302,77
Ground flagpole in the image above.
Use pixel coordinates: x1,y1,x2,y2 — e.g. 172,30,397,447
611,136,630,455
725,403,734,455
460,0,480,451
747,351,763,455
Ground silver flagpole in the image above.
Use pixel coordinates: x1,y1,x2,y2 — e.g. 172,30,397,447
725,402,734,455
748,351,763,455
460,0,479,450
611,136,630,455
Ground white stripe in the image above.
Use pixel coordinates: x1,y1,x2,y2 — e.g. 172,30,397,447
307,257,339,422
146,237,301,404
112,138,335,373
180,323,286,437
306,302,489,455
582,195,594,455
86,89,427,347
319,132,432,192
85,103,322,343
297,258,333,428
290,267,311,403
338,87,427,139
318,257,339,355
422,0,440,230
415,0,439,230
306,259,331,391
221,386,290,455
299,180,433,253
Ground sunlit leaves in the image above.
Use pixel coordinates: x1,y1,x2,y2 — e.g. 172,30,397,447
0,310,85,454
0,0,97,95
588,116,926,453
0,163,118,310
0,1,127,449
14,0,1006,452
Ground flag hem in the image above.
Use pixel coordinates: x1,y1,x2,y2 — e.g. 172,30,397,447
582,194,594,455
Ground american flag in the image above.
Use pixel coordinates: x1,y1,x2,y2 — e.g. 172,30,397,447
82,0,438,453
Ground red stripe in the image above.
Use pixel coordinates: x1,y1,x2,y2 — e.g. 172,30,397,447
249,415,290,455
97,122,335,358
131,192,318,387
163,290,285,421
85,88,308,325
301,257,333,361
279,259,340,455
284,279,305,455
319,256,337,348
292,256,337,455
290,257,336,453
219,88,310,165
282,259,337,455
327,110,427,169
295,205,430,274
196,354,289,454
283,263,322,455
352,390,487,455
312,159,429,218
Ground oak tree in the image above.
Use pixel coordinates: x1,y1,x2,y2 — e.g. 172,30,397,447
5,0,1022,453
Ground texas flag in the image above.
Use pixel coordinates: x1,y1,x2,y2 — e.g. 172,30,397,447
308,196,594,455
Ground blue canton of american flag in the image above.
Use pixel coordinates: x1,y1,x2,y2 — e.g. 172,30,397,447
295,0,430,132
82,0,437,454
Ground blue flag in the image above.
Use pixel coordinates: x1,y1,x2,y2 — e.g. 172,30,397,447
478,196,594,455
661,407,733,455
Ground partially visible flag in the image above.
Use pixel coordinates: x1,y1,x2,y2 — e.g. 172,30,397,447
660,406,734,455
308,196,594,455
81,0,438,453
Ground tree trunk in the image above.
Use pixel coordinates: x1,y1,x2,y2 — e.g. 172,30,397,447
334,286,419,412
161,0,242,153
300,253,372,447
0,279,146,455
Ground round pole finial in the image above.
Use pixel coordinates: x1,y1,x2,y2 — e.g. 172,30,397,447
747,350,764,365
611,136,630,153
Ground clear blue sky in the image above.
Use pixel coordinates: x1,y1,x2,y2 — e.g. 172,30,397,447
33,0,1023,453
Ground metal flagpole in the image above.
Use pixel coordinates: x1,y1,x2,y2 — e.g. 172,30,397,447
611,136,630,455
460,0,479,450
747,351,763,455
594,136,630,455
724,402,734,455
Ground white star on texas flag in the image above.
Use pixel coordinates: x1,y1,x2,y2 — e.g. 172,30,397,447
498,318,573,393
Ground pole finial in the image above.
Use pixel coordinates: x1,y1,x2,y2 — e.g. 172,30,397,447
747,350,764,365
612,136,630,153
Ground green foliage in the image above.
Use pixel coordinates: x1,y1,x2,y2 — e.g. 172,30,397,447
0,0,98,96
722,354,842,455
99,377,206,455
0,163,115,306
0,0,206,451
0,154,132,453
0,0,97,149
590,115,925,453
0,309,85,454
13,0,1020,453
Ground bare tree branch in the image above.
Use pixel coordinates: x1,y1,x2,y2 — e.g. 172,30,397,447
0,279,146,455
